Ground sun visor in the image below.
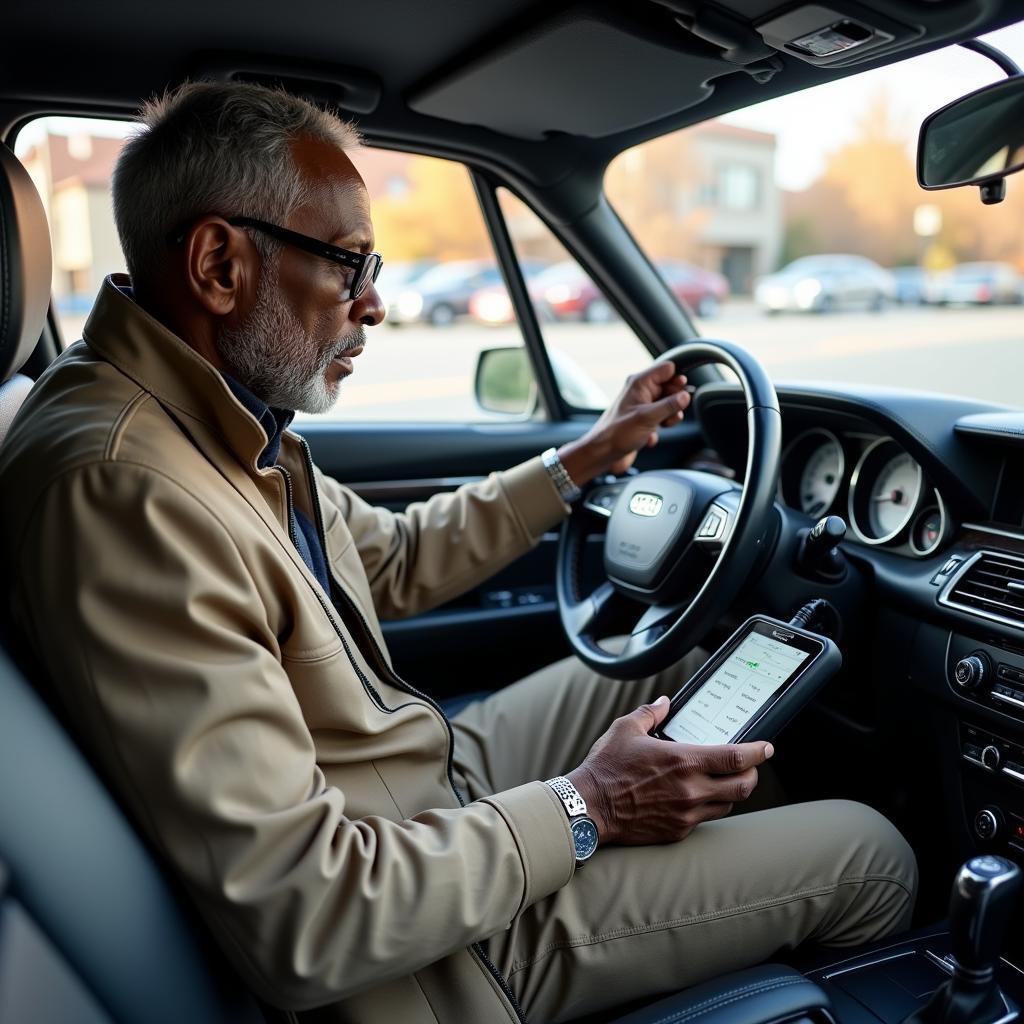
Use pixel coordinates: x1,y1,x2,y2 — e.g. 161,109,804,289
408,15,733,140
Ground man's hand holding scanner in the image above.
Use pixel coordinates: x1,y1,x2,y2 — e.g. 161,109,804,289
566,696,774,845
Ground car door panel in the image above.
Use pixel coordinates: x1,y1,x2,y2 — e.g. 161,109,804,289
303,418,703,695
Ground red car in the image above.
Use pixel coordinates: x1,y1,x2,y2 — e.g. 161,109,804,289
469,259,728,324
657,260,730,318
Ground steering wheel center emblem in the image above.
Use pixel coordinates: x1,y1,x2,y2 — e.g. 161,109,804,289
628,492,663,517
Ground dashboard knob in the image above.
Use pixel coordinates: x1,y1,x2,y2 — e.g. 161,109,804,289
955,654,989,692
981,745,1003,771
974,807,1004,842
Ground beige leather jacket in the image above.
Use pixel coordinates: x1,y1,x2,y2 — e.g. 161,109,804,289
0,276,577,1023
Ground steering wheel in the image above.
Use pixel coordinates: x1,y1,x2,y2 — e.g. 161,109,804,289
556,340,781,680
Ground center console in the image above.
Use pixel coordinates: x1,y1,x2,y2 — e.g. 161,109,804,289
806,927,1023,1024
806,855,1024,1024
946,633,1024,856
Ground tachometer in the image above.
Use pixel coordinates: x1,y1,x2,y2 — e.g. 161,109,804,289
799,439,844,518
848,438,923,545
780,429,845,518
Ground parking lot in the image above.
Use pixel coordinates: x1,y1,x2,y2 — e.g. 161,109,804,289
58,301,1024,421
306,301,1023,421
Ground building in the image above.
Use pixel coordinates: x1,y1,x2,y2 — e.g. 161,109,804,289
18,118,780,306
607,121,782,294
19,131,127,312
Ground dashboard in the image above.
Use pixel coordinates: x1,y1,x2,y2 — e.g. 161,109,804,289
691,378,1024,907
779,427,951,558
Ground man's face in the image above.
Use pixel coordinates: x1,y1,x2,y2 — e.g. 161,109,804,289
216,137,384,413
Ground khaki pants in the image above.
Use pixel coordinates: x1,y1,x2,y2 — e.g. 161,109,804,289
451,648,918,1024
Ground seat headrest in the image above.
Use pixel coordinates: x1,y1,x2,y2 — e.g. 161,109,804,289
0,144,52,383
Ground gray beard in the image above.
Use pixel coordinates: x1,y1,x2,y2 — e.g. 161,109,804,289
216,263,365,415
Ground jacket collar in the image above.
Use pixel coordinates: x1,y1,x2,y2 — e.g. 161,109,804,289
221,373,295,470
83,274,274,471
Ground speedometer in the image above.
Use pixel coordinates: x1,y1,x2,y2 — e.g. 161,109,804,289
869,453,921,537
848,438,923,544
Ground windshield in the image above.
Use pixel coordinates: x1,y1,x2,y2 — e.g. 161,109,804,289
606,23,1024,408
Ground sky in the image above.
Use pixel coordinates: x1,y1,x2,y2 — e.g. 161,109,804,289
15,22,1024,196
721,23,1024,191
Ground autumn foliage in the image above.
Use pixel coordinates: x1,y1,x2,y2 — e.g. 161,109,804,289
783,90,1024,271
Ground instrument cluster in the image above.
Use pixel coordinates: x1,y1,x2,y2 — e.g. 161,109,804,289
779,428,951,557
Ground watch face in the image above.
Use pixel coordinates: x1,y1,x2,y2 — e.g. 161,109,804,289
571,818,599,861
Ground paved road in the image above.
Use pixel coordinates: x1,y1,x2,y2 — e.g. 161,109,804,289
61,302,1024,421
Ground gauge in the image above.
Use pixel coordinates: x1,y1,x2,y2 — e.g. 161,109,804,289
780,428,845,518
799,440,844,518
848,438,923,545
868,453,921,537
909,494,947,556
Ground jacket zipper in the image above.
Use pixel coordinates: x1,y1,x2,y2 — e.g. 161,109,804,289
276,464,388,712
293,438,529,1024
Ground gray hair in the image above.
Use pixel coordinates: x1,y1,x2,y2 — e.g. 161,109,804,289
111,80,361,293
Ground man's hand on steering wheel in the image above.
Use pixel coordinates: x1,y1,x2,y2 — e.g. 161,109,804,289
555,339,781,679
557,361,692,486
566,695,775,845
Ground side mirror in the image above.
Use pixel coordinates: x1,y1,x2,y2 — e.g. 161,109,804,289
918,76,1024,203
474,346,612,416
474,347,537,416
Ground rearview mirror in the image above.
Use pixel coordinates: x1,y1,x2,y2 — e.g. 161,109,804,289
918,76,1024,199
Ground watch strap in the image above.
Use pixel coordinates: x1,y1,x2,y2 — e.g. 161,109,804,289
541,448,582,504
544,775,588,819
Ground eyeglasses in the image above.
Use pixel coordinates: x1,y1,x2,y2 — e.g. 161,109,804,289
227,217,382,301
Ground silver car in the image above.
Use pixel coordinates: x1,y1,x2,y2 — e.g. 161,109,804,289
755,255,896,313
932,262,1021,305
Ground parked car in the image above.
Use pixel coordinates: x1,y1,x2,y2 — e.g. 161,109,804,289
754,254,896,313
471,260,726,326
889,265,934,305
656,261,729,318
389,260,503,326
465,262,551,325
373,259,435,307
932,261,1021,305
527,261,612,322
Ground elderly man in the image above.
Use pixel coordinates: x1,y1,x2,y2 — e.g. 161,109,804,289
0,82,916,1024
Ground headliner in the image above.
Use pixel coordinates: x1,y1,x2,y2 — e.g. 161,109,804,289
3,0,1022,187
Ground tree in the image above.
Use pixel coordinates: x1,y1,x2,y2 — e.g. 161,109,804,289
782,86,1024,270
605,131,710,262
370,156,491,262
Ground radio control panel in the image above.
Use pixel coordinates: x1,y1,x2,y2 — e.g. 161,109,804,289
948,634,1024,720
961,723,1024,857
962,724,1024,784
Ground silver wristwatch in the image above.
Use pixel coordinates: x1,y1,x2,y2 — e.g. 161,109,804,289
541,447,582,504
545,776,599,868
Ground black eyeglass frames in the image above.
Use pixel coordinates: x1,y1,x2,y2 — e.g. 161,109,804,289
226,217,382,301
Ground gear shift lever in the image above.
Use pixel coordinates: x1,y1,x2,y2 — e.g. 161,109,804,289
905,855,1021,1024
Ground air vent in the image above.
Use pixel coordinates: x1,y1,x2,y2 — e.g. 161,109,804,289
943,552,1024,628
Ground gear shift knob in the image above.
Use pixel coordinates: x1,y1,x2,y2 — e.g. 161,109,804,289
950,855,1021,977
904,856,1020,1024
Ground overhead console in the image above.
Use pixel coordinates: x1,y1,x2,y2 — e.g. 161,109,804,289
408,0,980,140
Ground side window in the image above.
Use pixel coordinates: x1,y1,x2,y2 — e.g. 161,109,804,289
497,188,651,410
329,150,530,422
15,118,537,423
15,118,130,344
